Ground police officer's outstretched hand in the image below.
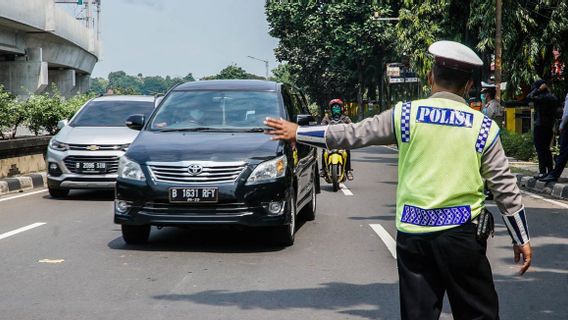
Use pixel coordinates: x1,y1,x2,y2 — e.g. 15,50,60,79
514,243,532,276
264,118,298,142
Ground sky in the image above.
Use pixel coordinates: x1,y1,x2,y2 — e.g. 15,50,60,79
89,0,279,80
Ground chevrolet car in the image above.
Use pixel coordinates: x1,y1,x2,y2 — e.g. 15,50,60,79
47,95,156,198
114,80,319,246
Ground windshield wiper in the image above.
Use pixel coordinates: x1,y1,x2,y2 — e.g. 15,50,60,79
159,127,214,132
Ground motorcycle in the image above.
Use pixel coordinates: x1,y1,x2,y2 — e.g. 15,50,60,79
322,149,348,192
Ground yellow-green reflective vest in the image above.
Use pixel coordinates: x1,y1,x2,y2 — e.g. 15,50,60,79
393,97,500,234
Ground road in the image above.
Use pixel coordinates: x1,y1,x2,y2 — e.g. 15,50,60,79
1,146,567,319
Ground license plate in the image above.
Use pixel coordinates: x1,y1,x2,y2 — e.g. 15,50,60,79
76,162,107,173
169,187,218,203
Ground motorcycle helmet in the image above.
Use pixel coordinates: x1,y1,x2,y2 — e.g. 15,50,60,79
329,99,344,117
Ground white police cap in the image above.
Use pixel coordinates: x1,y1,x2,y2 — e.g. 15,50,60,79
428,40,483,72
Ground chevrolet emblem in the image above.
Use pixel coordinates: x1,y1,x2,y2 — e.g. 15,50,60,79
86,145,100,151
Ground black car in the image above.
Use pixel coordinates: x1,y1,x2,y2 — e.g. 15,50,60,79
114,80,320,246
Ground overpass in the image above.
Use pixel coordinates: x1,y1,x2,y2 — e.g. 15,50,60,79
0,0,100,97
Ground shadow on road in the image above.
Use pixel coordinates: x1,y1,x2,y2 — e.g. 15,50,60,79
107,218,309,254
152,281,399,319
43,190,114,202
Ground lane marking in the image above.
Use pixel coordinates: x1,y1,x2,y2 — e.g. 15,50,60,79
0,222,46,241
382,145,398,152
521,190,568,210
370,224,397,259
339,183,353,196
0,189,48,203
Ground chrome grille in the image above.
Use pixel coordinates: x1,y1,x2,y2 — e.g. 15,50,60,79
63,156,120,174
68,144,126,151
141,202,257,216
148,161,247,184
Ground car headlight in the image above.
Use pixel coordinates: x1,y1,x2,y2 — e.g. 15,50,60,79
49,139,69,151
246,155,287,185
121,144,130,151
118,156,146,181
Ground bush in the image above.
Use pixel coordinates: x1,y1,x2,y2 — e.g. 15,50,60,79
500,131,536,161
26,91,66,135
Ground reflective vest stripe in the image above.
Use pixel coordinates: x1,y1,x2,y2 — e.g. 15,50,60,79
401,101,411,143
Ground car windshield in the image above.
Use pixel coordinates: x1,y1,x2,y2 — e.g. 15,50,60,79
71,101,154,127
149,90,282,131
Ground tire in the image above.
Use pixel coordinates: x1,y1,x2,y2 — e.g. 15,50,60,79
48,187,69,198
273,195,296,246
121,225,151,245
331,164,340,192
301,178,317,221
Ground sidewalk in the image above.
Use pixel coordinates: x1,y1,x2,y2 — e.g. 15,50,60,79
0,172,46,196
509,159,568,201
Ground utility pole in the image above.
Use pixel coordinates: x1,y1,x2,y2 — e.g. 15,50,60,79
495,0,503,100
247,56,269,79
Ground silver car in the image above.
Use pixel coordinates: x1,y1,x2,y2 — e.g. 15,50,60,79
46,95,157,198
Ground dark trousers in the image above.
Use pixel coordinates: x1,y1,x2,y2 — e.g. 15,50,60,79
397,223,499,320
533,125,554,174
550,128,568,178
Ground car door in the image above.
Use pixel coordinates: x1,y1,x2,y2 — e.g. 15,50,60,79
289,87,317,206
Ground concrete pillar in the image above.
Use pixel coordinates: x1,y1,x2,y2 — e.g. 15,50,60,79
74,74,90,94
48,69,76,97
0,47,48,97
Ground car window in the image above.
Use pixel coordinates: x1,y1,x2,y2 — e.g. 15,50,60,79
149,90,283,130
71,101,154,127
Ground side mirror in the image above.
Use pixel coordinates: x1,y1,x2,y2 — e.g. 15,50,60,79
57,119,69,130
125,114,145,131
296,114,317,126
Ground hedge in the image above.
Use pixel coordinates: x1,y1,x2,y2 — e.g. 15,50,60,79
500,131,536,161
0,85,94,139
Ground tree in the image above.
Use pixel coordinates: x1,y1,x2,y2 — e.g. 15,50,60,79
108,71,142,94
266,0,399,120
201,64,265,80
270,63,297,85
397,0,568,95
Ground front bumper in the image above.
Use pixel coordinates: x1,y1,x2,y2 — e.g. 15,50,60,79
114,174,293,227
46,148,124,190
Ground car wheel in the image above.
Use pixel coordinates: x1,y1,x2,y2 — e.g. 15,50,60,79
48,188,69,198
121,225,151,245
301,183,317,221
273,195,296,246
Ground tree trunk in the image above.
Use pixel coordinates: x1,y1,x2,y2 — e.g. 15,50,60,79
357,63,365,121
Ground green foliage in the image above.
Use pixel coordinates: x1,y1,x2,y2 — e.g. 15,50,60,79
94,71,196,96
201,64,265,80
270,63,297,85
500,131,536,161
26,91,66,135
266,0,400,119
0,85,27,139
397,0,568,93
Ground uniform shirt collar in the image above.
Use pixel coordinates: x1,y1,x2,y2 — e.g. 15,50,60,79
430,91,467,104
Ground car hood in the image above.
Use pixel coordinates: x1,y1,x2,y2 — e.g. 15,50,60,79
127,131,283,164
54,126,140,145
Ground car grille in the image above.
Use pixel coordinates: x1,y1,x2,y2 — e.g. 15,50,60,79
68,144,126,151
147,161,247,184
63,156,120,174
141,202,257,216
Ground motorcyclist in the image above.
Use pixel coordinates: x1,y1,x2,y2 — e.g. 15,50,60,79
321,99,354,180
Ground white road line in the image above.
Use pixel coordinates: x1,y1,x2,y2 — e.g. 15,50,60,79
0,189,47,203
339,183,353,196
521,190,568,209
382,145,398,152
370,224,397,259
0,222,46,241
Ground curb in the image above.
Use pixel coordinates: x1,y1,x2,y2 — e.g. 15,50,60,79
0,172,47,196
516,174,568,201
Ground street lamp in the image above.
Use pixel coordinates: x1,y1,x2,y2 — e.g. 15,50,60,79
247,55,269,79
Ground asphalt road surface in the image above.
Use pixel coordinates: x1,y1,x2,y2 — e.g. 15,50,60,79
1,146,567,319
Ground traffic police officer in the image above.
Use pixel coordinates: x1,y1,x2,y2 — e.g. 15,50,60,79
264,40,532,320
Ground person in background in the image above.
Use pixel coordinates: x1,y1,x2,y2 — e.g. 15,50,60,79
540,92,568,182
320,99,354,180
527,80,558,179
481,86,503,126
